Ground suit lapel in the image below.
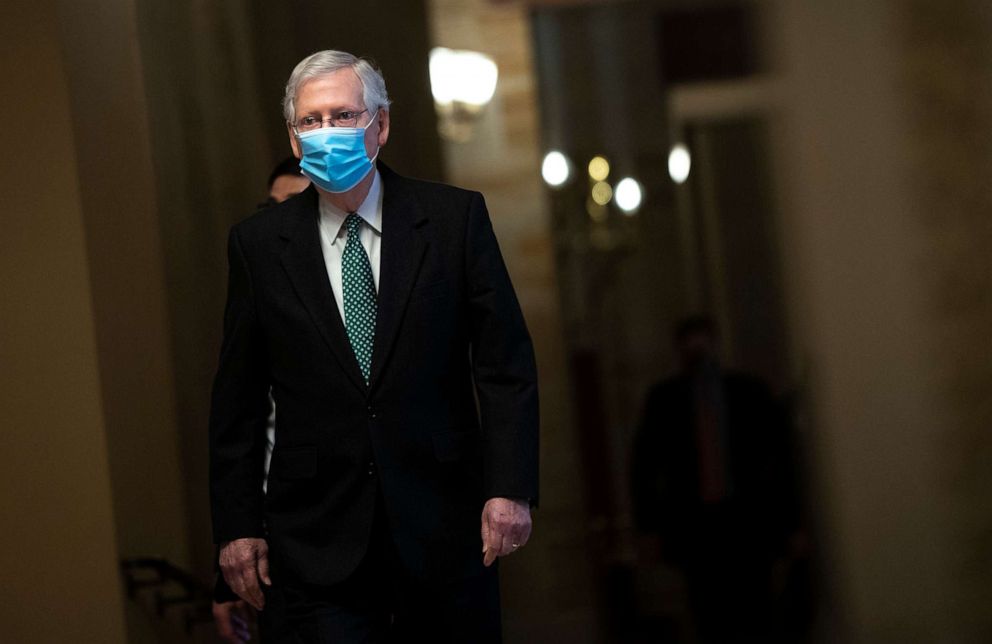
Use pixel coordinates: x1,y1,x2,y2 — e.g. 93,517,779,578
279,187,368,394
369,166,429,389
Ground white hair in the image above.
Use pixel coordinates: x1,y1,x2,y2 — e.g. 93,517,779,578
282,50,391,125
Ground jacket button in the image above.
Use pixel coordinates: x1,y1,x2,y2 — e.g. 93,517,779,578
367,405,377,419
367,461,375,476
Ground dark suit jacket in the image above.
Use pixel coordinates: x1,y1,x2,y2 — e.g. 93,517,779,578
209,163,539,587
630,371,797,563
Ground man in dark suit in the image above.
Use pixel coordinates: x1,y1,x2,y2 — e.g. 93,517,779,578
631,316,799,643
210,50,539,643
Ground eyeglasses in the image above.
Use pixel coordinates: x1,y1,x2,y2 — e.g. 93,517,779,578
293,109,369,132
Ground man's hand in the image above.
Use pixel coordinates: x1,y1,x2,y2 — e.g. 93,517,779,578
219,537,271,611
212,599,253,643
481,497,532,567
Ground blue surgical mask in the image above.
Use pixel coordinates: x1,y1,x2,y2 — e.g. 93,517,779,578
297,111,379,193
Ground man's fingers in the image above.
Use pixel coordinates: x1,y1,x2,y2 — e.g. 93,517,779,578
213,602,235,639
234,624,251,643
213,602,251,643
219,539,269,611
499,529,518,557
232,603,252,643
481,510,491,553
493,512,531,557
482,498,534,564
482,508,500,565
237,565,265,611
513,521,532,549
503,526,524,555
257,548,271,586
488,514,508,560
483,537,500,567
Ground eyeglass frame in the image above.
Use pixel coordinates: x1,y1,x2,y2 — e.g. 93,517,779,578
291,108,371,132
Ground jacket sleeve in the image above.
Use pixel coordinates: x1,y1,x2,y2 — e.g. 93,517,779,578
209,225,271,543
464,192,540,504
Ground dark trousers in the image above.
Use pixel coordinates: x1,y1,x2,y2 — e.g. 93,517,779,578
260,499,502,643
675,503,778,644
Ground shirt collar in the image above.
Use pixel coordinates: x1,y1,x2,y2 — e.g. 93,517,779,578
317,170,383,239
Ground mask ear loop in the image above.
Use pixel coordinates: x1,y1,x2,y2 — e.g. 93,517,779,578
365,110,381,165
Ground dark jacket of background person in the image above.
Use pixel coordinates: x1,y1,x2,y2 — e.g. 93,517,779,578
631,367,798,565
209,162,539,587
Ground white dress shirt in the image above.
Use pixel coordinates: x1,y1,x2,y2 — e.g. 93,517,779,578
317,170,383,322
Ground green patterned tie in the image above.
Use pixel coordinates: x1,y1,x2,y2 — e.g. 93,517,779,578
342,213,377,384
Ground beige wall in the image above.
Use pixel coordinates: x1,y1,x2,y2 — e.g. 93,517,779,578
771,1,992,641
896,3,992,639
56,0,191,572
0,2,128,642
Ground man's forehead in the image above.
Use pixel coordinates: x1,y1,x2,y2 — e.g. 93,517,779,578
296,69,364,105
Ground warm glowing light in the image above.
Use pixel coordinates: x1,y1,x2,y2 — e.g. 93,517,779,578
588,156,610,182
429,48,499,107
668,143,691,184
591,181,613,205
615,177,643,214
586,197,608,223
542,150,571,187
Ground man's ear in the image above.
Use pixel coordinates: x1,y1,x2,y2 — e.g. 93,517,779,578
376,109,390,148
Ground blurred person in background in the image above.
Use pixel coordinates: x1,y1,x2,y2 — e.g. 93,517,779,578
209,50,538,643
262,157,311,208
632,315,804,643
211,156,308,643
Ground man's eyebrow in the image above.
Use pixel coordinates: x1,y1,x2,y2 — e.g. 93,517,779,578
301,106,362,114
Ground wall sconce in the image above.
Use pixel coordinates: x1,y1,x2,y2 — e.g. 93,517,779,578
542,150,572,188
429,47,498,142
615,177,643,214
668,143,691,184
